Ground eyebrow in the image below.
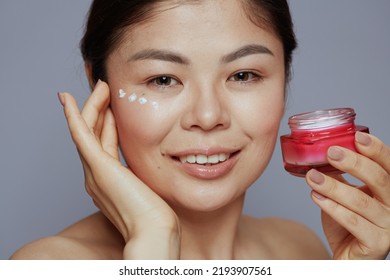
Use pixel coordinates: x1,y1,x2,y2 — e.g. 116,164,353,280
221,44,274,64
129,49,190,65
128,44,273,65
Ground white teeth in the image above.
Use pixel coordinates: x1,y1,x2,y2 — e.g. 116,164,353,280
218,153,228,162
179,153,230,164
187,155,196,163
208,154,219,164
196,154,208,164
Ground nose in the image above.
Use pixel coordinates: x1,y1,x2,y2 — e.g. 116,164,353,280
180,85,231,132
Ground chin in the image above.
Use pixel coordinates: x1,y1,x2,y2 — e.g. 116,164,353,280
161,181,246,213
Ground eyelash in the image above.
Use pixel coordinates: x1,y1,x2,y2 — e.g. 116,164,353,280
228,71,263,84
147,75,180,89
146,71,263,89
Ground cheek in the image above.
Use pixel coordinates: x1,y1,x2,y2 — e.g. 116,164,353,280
239,93,284,179
237,91,285,138
250,104,283,157
111,90,174,149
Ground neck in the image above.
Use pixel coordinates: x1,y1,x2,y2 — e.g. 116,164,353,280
174,194,245,260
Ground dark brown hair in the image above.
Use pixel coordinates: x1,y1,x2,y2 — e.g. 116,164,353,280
80,0,297,84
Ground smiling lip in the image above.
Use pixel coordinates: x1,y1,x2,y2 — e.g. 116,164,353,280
170,149,240,180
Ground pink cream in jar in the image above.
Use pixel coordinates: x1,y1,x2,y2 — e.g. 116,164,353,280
280,108,369,177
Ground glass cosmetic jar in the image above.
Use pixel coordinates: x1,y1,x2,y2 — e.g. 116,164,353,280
280,108,369,177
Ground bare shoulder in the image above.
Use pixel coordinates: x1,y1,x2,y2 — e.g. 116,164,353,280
10,235,98,260
239,216,330,259
11,212,124,260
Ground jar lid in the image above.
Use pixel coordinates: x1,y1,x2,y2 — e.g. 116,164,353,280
288,108,356,130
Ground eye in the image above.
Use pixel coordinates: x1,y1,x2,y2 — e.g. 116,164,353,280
229,71,261,83
149,76,179,87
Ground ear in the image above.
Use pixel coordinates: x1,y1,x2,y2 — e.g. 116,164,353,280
84,63,95,89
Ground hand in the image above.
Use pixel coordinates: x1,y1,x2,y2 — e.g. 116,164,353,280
58,80,180,259
306,132,390,259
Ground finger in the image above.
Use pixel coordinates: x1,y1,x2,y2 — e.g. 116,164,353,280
310,190,388,259
355,132,390,173
320,210,349,254
306,169,390,229
61,92,103,163
94,109,106,139
328,173,352,185
101,108,119,160
77,148,94,184
326,146,390,206
81,80,110,132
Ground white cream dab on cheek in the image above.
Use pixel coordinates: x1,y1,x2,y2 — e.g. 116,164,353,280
151,101,159,110
128,93,137,102
120,89,159,110
118,89,127,98
138,95,148,105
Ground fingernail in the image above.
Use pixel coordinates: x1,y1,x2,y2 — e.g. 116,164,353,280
57,92,65,106
308,169,325,185
355,131,371,146
328,146,344,161
96,79,104,87
92,79,105,92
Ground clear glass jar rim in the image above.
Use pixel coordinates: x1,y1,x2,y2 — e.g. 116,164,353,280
288,108,356,130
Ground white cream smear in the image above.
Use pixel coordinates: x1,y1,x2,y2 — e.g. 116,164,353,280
138,95,148,105
128,93,137,102
151,101,159,110
118,89,127,98
118,89,159,110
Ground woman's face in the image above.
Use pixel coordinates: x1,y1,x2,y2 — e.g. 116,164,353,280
106,0,285,211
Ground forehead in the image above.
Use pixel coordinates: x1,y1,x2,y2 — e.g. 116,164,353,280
112,0,283,61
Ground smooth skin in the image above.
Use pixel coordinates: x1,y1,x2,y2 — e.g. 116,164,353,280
11,0,390,260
